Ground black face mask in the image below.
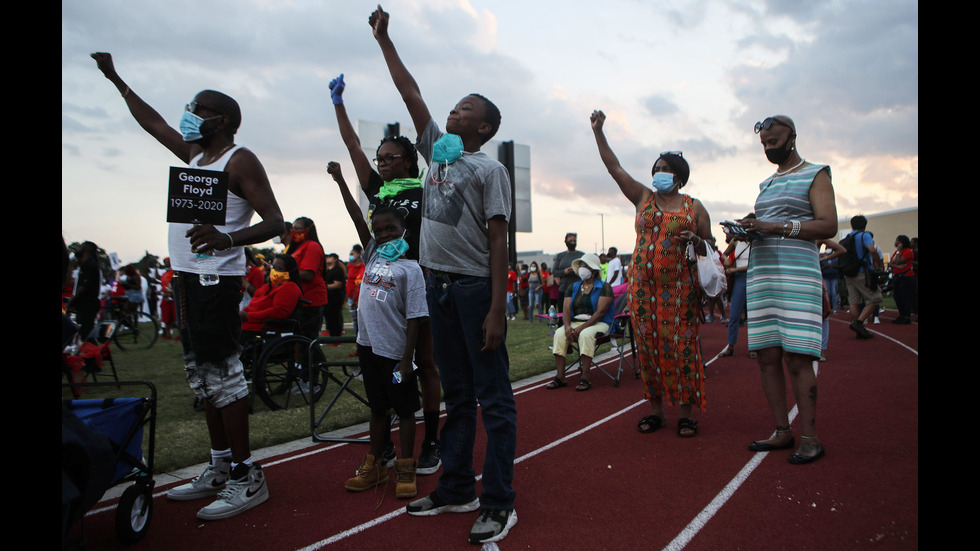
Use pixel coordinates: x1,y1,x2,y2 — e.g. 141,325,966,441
765,136,794,165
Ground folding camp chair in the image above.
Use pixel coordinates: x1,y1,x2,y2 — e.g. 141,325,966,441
309,335,373,444
592,312,638,386
592,284,638,385
80,321,120,385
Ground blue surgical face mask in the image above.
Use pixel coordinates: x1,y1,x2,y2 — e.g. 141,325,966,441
377,232,409,261
179,111,220,143
432,133,464,165
652,171,676,193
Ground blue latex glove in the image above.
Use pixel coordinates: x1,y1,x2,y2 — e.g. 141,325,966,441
329,74,345,105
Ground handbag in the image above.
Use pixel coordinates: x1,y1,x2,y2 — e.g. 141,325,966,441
687,242,728,298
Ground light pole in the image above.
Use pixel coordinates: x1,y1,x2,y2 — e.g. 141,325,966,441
600,213,605,253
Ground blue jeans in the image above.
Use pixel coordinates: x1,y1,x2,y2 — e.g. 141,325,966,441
426,272,517,510
823,276,840,310
528,288,543,320
727,272,747,347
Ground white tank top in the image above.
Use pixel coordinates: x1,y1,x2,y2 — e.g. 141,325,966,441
168,145,254,276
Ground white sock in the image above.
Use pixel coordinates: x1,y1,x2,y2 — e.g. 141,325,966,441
211,448,231,465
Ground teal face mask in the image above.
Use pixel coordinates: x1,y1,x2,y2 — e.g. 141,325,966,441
432,133,464,164
377,232,409,261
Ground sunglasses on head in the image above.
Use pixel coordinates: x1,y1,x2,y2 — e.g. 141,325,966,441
185,100,222,115
659,150,683,157
754,117,793,134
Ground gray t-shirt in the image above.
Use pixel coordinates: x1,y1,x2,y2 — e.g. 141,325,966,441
552,250,584,294
355,240,428,361
416,118,512,277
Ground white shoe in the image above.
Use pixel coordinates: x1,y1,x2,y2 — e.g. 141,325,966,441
196,463,269,520
167,458,231,501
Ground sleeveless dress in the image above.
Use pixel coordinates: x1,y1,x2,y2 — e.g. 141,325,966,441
628,193,706,409
746,163,829,358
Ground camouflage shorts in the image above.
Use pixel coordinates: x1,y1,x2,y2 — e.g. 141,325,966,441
184,351,250,409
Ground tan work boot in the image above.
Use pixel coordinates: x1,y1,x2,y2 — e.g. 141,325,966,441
345,454,389,492
394,458,417,499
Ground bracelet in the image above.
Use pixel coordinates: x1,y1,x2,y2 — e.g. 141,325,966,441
121,85,130,98
224,233,234,248
789,220,801,238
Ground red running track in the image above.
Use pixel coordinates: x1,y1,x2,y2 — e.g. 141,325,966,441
69,309,917,550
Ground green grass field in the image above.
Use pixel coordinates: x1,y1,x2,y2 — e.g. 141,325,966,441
62,309,586,474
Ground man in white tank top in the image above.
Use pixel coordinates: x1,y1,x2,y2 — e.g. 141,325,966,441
93,53,284,521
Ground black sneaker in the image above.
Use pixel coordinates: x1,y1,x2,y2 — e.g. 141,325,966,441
417,439,441,475
380,440,397,468
468,508,518,544
849,319,874,339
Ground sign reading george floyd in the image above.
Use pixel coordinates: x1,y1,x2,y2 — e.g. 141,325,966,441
167,167,229,225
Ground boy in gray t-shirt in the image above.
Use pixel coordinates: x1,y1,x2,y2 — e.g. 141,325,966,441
372,5,518,545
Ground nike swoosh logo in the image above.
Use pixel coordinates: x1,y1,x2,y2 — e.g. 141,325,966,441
246,484,264,498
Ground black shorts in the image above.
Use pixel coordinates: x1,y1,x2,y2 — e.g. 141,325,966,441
173,272,243,364
357,345,419,417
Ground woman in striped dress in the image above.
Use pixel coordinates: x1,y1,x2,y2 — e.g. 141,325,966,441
736,116,838,464
590,110,714,438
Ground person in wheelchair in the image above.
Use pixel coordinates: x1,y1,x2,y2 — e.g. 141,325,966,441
239,254,303,342
545,253,615,392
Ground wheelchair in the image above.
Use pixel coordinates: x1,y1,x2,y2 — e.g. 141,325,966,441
240,317,327,412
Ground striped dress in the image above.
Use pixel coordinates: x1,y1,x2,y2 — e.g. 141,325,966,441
746,163,829,358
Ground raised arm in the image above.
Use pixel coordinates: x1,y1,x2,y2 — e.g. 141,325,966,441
91,52,195,164
590,110,652,209
369,5,432,136
327,161,372,249
329,74,375,191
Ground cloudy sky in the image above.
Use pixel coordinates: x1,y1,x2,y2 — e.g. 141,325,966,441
62,0,918,264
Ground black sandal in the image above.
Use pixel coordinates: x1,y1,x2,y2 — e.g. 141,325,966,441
637,414,664,433
546,377,567,390
575,379,591,391
677,418,698,438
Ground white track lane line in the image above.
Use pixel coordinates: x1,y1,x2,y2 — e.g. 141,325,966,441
829,317,919,356
666,329,918,550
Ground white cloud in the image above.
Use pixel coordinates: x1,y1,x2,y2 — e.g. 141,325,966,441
62,0,917,262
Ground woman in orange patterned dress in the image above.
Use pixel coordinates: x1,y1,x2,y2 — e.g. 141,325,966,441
590,110,714,437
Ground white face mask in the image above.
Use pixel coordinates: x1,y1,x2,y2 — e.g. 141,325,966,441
578,267,594,280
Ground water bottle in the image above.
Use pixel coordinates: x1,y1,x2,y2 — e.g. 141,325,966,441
196,250,220,286
548,305,557,317
392,361,419,384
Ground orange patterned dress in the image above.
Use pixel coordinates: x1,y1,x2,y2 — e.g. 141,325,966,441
627,192,706,409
